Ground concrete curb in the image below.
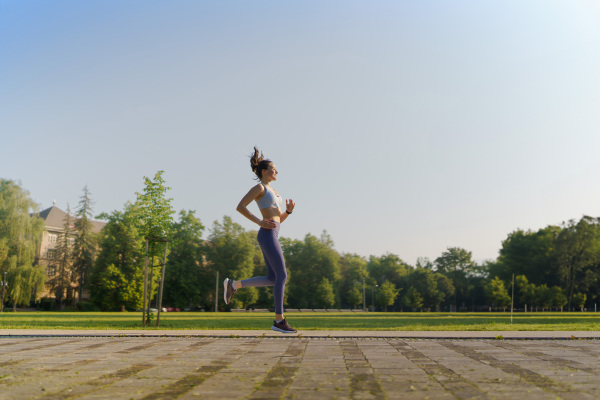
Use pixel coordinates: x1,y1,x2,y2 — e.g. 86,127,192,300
1,329,599,339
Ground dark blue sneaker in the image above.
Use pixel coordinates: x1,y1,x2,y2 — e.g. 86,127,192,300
272,318,297,333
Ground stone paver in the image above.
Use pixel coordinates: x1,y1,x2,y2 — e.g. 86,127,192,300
2,329,600,339
0,335,599,400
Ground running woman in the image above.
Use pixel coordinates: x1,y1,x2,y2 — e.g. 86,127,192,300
223,147,297,333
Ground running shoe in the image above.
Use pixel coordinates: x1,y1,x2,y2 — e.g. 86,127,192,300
223,278,236,305
272,318,297,333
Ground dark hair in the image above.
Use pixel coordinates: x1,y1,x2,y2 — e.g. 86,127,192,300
250,146,272,180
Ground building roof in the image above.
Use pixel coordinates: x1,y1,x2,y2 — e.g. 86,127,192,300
35,205,106,233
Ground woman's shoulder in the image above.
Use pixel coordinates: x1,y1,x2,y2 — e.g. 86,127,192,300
250,183,267,194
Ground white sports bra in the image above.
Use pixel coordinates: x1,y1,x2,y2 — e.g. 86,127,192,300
256,184,282,212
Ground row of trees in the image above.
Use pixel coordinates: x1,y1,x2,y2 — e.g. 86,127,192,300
488,216,600,311
1,176,598,312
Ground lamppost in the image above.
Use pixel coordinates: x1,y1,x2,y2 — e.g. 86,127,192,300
362,277,366,312
371,284,378,312
1,272,7,313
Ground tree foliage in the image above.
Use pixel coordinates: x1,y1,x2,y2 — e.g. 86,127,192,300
7,175,600,313
555,217,600,310
314,277,335,308
283,231,341,309
484,276,511,310
90,204,145,310
0,179,46,309
134,171,175,244
407,268,454,311
162,210,208,309
346,283,363,309
377,281,400,311
434,247,478,310
367,253,410,285
492,216,600,310
406,287,424,311
339,253,367,308
47,204,74,309
72,186,97,302
207,216,257,281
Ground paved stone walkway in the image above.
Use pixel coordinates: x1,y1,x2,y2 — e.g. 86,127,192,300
1,336,599,400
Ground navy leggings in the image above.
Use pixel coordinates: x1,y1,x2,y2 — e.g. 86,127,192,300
240,222,287,314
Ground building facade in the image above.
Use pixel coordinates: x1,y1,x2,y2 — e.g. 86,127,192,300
36,204,106,302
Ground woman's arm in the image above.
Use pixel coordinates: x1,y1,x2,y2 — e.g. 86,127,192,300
237,185,277,229
279,199,295,223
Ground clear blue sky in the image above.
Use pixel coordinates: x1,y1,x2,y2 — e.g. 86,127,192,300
2,1,600,265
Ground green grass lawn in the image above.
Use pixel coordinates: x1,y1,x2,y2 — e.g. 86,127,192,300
1,311,599,331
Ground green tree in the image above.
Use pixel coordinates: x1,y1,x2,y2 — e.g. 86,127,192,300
416,257,434,270
367,253,411,286
408,268,446,311
315,277,335,308
72,186,97,303
515,275,536,310
47,204,74,309
491,227,560,286
90,204,145,310
555,217,600,310
134,170,176,318
548,286,567,311
406,287,424,311
0,180,46,310
283,231,341,309
93,263,144,311
162,210,208,309
339,253,367,309
434,273,455,311
484,277,511,311
366,253,410,310
434,247,478,310
206,216,258,309
346,283,363,309
534,284,551,311
572,292,587,311
233,287,259,310
376,281,400,312
134,170,176,245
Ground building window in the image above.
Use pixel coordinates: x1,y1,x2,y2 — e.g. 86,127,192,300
48,233,58,243
47,249,58,260
47,265,57,276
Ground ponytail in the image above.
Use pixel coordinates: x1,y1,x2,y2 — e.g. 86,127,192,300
250,146,272,180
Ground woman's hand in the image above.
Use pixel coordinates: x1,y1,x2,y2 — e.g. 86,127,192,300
286,199,295,214
260,219,278,229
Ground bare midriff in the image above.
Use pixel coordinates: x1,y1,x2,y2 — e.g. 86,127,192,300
260,207,281,222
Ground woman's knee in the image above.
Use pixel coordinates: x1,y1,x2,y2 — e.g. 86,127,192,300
276,270,287,285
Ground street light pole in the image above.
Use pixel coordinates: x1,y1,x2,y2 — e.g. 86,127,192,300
372,286,374,310
362,278,366,312
371,285,378,311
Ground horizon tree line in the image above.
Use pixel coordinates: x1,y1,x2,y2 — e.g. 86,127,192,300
0,176,597,312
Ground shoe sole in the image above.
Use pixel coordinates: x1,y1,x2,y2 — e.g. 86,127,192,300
271,326,297,334
223,278,230,305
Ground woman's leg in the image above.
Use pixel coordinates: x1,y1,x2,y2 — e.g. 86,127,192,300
240,225,286,316
257,226,287,317
238,247,276,288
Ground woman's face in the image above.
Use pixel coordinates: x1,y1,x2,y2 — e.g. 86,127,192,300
264,163,278,182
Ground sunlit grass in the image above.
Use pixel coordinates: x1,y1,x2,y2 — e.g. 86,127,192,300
1,312,599,331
